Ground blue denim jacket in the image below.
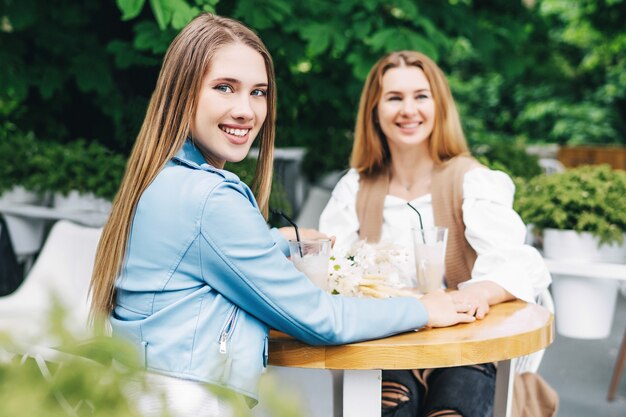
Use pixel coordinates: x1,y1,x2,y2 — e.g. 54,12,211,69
111,140,428,403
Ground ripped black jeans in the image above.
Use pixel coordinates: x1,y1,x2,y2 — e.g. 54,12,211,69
381,363,496,417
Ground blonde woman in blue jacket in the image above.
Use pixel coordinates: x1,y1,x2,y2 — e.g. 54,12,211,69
88,13,475,417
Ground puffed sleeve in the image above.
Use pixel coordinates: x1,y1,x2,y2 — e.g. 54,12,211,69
199,180,428,345
319,169,361,251
458,168,551,302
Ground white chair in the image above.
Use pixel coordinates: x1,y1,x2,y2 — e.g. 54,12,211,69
0,220,103,345
514,287,555,374
538,158,565,175
295,186,332,229
294,170,342,229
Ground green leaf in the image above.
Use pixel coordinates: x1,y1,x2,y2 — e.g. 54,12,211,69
117,0,147,20
353,20,372,39
171,3,200,29
233,0,292,30
106,40,160,68
365,28,439,60
301,23,332,57
149,0,171,29
347,50,377,80
133,21,176,54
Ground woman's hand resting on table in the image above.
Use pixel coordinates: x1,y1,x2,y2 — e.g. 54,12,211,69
449,281,515,320
278,227,336,246
419,290,476,328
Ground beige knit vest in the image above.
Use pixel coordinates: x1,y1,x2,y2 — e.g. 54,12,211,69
356,155,482,289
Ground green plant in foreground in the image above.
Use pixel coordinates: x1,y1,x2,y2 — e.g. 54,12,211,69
0,305,146,417
0,301,305,417
514,165,626,246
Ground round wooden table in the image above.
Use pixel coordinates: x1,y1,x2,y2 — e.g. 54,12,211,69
268,299,554,417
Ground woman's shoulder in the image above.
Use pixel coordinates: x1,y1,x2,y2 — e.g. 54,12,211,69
154,161,254,207
440,154,484,171
463,167,515,205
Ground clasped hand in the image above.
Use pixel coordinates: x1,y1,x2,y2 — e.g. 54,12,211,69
448,285,491,320
419,290,477,328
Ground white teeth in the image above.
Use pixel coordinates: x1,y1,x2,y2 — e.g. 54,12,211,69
221,126,249,137
399,122,420,128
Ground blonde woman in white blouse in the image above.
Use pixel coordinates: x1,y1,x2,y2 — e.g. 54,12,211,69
319,51,551,417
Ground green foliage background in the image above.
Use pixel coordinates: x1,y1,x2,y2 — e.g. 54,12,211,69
1,0,625,181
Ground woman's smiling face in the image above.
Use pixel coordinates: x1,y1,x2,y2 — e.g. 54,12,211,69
376,66,435,154
192,42,268,168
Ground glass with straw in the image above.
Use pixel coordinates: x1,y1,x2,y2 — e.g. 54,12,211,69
274,211,331,291
407,203,448,294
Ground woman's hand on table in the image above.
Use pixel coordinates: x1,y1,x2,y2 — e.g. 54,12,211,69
450,287,490,319
278,227,336,246
420,290,476,328
450,281,515,319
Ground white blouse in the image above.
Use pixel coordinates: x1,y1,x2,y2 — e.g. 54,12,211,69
318,168,551,302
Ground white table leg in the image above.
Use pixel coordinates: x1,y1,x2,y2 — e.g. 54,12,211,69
330,370,344,417
493,359,515,417
331,369,382,417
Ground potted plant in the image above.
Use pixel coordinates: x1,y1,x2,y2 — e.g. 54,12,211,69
42,140,126,212
515,164,626,339
0,124,52,262
0,123,49,204
515,164,626,260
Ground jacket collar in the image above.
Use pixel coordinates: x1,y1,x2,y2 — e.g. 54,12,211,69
172,139,211,170
172,139,242,184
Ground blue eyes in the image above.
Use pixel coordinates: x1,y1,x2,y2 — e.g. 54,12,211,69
215,84,234,93
387,94,430,102
214,84,267,97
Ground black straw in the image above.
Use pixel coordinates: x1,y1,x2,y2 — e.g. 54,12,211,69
272,210,303,257
407,202,426,244
406,202,424,229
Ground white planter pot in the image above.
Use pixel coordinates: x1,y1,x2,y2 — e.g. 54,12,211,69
551,274,618,339
3,215,47,258
544,228,625,339
0,186,48,259
543,229,626,263
0,186,43,205
53,191,112,213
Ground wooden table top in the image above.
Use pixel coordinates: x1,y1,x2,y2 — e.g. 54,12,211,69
268,299,554,370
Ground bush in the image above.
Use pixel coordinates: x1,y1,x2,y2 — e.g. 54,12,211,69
0,123,48,195
514,165,626,245
472,137,542,180
0,124,126,201
36,140,127,201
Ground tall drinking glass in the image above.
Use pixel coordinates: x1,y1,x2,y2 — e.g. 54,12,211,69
288,239,331,290
411,227,448,294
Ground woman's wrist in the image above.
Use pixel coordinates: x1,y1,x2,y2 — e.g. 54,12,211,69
463,281,514,305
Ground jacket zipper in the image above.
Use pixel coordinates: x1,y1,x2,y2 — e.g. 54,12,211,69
219,306,239,354
141,341,148,368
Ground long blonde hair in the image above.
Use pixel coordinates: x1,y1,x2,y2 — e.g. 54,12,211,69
350,51,469,176
89,13,276,324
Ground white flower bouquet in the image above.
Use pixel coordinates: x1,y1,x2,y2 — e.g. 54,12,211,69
327,240,418,298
